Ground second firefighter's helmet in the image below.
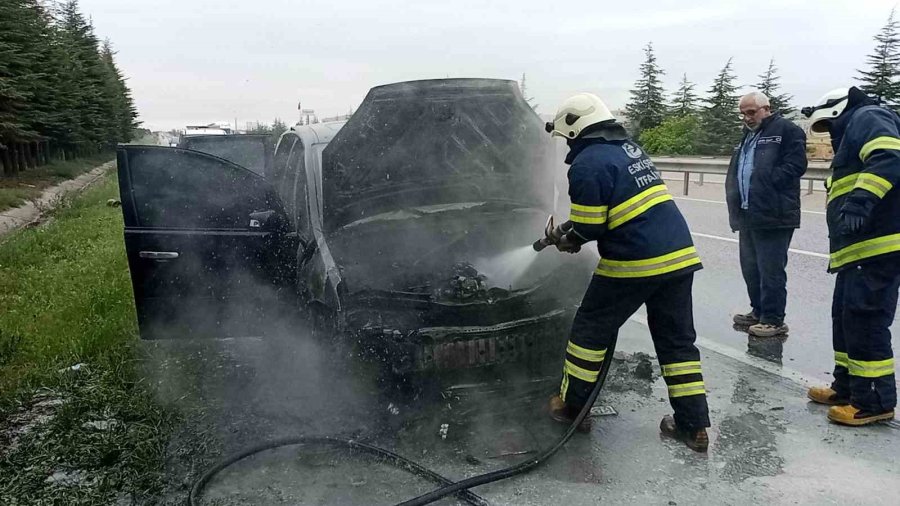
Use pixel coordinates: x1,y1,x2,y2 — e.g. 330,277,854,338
545,93,615,139
802,88,851,134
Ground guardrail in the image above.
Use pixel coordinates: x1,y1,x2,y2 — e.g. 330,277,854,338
653,157,832,196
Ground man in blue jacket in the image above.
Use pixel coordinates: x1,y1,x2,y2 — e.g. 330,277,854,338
803,86,897,426
725,91,808,338
542,93,711,452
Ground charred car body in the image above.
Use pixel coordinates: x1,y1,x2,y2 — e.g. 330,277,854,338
117,78,594,375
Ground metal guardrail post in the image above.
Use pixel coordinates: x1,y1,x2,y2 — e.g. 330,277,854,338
683,172,690,196
807,179,814,195
698,173,704,186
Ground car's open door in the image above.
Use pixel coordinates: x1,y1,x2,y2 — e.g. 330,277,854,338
116,145,298,339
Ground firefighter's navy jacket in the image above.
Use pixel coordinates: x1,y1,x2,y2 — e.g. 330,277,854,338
826,104,900,273
565,137,702,280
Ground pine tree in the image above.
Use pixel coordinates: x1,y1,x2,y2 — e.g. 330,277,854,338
625,42,667,137
0,0,43,144
756,58,794,116
699,58,742,156
858,9,900,106
670,73,699,118
100,40,138,145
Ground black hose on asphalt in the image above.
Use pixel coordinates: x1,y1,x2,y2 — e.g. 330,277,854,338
188,340,617,506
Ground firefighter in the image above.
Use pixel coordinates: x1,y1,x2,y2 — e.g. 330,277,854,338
803,86,898,426
543,93,711,452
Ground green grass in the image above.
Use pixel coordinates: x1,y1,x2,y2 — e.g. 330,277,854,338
0,153,114,213
0,171,173,504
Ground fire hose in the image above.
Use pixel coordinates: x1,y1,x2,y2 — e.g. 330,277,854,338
187,347,615,506
189,224,613,506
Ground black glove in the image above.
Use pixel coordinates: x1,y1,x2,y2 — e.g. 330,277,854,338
555,234,582,253
839,210,866,235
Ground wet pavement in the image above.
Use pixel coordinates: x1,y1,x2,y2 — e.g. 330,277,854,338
146,179,899,505
146,321,899,505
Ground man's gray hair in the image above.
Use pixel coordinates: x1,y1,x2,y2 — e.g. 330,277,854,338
741,91,771,108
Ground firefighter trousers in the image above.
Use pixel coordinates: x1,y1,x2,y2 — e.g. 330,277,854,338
830,259,898,413
559,272,711,430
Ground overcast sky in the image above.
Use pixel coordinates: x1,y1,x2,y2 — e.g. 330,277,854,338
79,0,898,131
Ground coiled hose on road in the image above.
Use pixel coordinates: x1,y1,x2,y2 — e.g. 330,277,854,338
188,340,616,506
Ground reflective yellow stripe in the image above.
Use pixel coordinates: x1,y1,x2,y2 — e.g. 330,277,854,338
564,359,600,382
859,136,900,162
560,372,569,400
827,173,858,203
661,361,702,377
835,351,849,368
854,173,893,198
668,381,706,398
566,342,607,363
595,246,701,278
825,176,833,190
569,204,608,224
607,185,672,229
829,233,900,270
571,203,607,213
848,358,895,378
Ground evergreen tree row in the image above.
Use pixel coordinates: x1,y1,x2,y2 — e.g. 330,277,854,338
632,9,900,156
0,0,137,172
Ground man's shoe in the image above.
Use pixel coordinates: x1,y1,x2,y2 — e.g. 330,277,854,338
732,311,759,326
748,322,789,337
659,415,709,453
807,386,850,406
827,405,895,426
548,395,592,433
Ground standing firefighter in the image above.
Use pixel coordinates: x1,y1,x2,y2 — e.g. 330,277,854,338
803,86,898,426
541,93,711,452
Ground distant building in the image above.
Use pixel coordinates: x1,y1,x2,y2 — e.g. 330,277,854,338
183,122,233,136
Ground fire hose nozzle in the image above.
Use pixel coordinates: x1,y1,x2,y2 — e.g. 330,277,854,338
533,237,553,252
533,215,556,251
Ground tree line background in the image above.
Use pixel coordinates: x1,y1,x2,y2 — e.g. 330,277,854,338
0,0,137,175
625,11,900,156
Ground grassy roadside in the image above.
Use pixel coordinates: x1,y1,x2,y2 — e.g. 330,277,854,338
0,171,172,504
0,153,114,213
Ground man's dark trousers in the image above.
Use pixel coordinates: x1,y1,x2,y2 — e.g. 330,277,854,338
561,273,710,431
738,227,794,325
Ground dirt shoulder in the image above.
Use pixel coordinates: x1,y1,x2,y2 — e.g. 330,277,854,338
0,158,114,239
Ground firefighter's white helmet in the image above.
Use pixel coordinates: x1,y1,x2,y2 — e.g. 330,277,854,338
803,88,850,134
545,93,615,139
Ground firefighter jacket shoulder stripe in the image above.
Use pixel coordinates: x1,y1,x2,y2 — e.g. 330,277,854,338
826,105,900,272
566,138,701,280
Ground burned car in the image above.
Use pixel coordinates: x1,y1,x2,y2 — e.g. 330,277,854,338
298,78,595,374
117,78,594,375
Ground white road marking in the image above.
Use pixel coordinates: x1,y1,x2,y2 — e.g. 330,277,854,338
674,196,827,215
690,232,831,259
627,314,822,387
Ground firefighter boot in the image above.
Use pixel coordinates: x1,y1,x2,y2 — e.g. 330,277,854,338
548,395,592,433
827,405,895,426
807,386,850,406
659,415,709,453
